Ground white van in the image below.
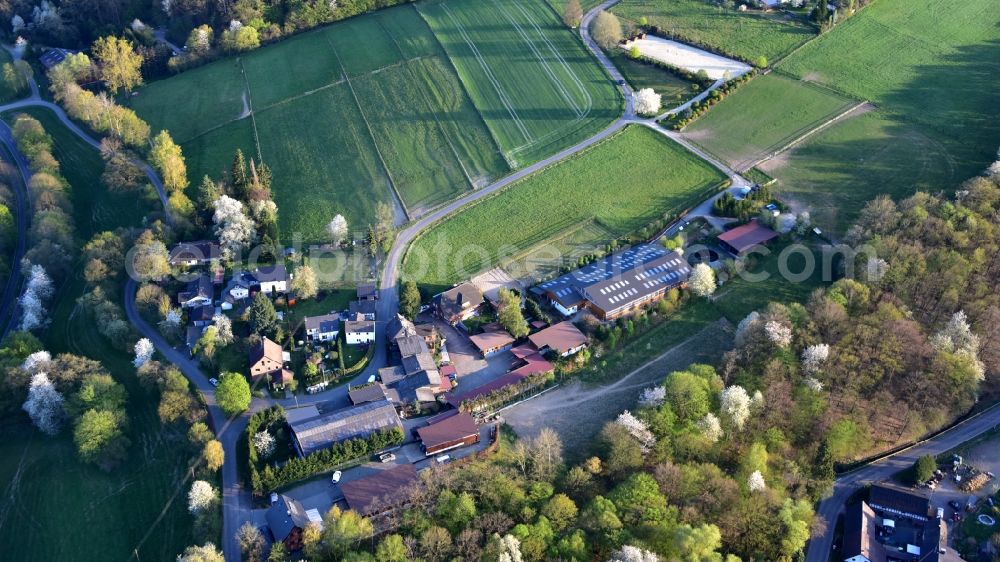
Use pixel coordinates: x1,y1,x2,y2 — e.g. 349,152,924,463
435,454,451,464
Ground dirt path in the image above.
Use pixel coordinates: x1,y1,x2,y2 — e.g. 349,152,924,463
503,319,733,453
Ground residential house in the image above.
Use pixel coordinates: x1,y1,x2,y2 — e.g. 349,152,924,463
416,412,480,455
304,313,341,342
265,494,322,551
169,240,220,267
249,337,293,386
842,485,942,562
527,321,588,357
717,219,779,256
177,274,214,308
469,329,515,358
345,314,376,345
341,464,419,520
532,244,690,321
435,282,484,325
288,399,402,456
189,304,216,328
253,265,290,295
349,300,377,321
357,284,378,301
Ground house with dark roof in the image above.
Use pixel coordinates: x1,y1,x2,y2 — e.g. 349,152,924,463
435,283,484,325
253,265,289,294
532,244,690,321
249,337,292,386
345,314,375,345
469,329,515,358
417,412,480,455
341,464,419,518
841,485,942,562
304,313,341,342
169,240,221,267
527,321,588,357
265,494,322,551
717,219,779,255
189,304,216,327
178,274,214,308
357,284,378,301
843,502,887,562
288,399,402,456
349,300,377,321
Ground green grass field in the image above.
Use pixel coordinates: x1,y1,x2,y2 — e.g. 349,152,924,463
612,0,815,63
402,125,727,287
133,0,620,241
419,0,621,167
682,73,854,170
0,109,193,561
608,49,697,107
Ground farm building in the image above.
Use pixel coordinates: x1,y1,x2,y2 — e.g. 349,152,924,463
168,240,221,266
532,244,690,321
435,283,485,325
469,329,515,358
249,336,292,385
345,314,376,345
416,412,480,455
304,313,341,342
265,494,322,551
716,219,779,255
288,399,402,457
177,274,214,308
842,485,941,562
341,464,419,517
348,383,388,406
357,284,378,301
527,321,588,357
253,265,290,294
349,300,377,320
448,352,554,412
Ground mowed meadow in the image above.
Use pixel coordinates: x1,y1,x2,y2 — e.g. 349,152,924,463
131,0,621,241
402,125,727,288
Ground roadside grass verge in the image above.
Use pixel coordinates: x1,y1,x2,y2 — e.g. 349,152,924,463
611,0,815,63
401,125,728,287
681,73,855,170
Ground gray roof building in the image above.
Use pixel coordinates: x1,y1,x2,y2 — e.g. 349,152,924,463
401,352,437,376
378,365,407,386
289,400,402,456
265,494,318,543
253,264,289,283
349,300,378,319
348,383,388,405
304,313,341,334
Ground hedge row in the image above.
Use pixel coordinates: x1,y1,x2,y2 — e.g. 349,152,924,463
627,52,716,89
663,70,757,130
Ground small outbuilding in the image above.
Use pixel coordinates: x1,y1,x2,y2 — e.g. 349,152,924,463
469,329,515,358
417,412,480,455
717,219,779,255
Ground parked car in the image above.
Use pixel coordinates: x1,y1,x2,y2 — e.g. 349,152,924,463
331,470,342,484
209,378,219,387
379,452,396,463
435,454,451,464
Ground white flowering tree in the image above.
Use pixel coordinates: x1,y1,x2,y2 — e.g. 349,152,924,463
327,214,349,245
764,320,792,347
213,315,234,345
776,212,797,234
253,430,276,458
720,385,752,432
801,343,830,374
863,257,890,284
795,211,812,235
19,264,54,331
689,263,716,297
747,470,766,492
213,195,256,260
931,310,985,381
734,311,760,347
21,350,52,372
803,377,824,392
23,372,64,435
497,534,523,562
698,413,723,443
616,410,656,451
608,544,659,562
634,88,662,116
133,338,155,368
188,480,217,514
638,386,666,407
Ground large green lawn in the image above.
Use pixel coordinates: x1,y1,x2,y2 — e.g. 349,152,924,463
612,0,816,63
419,0,621,167
608,49,698,107
0,109,194,561
682,73,854,170
132,0,620,241
402,125,727,287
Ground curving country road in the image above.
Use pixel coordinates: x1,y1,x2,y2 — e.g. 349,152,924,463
804,402,1000,562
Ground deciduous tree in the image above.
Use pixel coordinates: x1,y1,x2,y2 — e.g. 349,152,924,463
215,372,251,415
592,11,622,50
292,265,318,299
23,372,64,435
149,130,188,193
93,36,143,93
563,0,583,28
399,280,421,320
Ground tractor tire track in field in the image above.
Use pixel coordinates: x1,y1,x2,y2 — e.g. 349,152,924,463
512,1,593,114
236,59,264,163
441,3,532,144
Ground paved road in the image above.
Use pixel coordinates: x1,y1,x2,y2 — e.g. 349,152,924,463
804,403,1000,562
0,121,30,337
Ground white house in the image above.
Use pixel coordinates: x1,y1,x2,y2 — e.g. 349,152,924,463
305,313,340,342
344,314,375,345
253,265,289,294
177,275,213,308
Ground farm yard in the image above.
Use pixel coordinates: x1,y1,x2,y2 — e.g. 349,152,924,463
131,0,620,242
611,0,816,63
401,125,727,289
681,73,855,171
